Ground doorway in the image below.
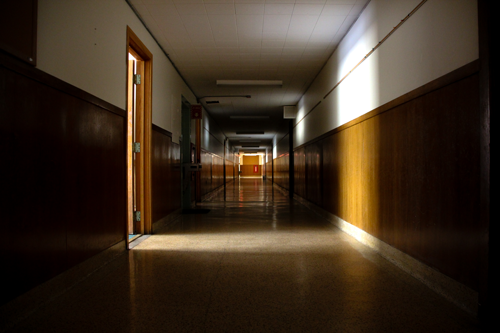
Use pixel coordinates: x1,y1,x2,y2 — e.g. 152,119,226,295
126,27,152,247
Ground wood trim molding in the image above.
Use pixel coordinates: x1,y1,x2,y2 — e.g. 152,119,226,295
0,50,126,117
152,124,172,138
293,60,480,151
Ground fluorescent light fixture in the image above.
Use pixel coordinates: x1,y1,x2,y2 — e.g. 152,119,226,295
217,80,282,86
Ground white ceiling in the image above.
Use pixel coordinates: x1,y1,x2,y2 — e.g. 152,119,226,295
127,0,370,148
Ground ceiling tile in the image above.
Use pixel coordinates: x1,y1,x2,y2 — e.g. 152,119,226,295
292,4,324,15
196,47,219,54
215,40,239,47
286,15,318,40
236,15,264,39
205,4,236,14
204,0,236,3
181,15,214,42
217,47,240,54
174,3,206,15
238,39,263,47
260,47,283,54
264,4,294,14
173,0,203,2
263,15,291,39
261,39,286,47
130,0,368,141
309,15,344,40
234,0,265,3
239,47,262,53
209,15,238,41
321,4,353,15
295,0,326,3
325,0,355,4
235,3,265,14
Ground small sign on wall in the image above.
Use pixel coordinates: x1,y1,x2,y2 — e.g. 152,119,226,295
191,105,202,119
254,165,258,173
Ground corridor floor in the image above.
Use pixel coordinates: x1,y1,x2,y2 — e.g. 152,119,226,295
4,179,478,332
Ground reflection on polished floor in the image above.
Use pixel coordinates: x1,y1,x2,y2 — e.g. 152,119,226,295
5,179,478,332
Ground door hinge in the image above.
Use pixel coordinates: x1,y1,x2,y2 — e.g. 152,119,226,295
133,74,141,85
133,142,141,153
133,211,141,222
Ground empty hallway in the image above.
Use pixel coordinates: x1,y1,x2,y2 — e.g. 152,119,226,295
2,178,479,332
0,0,493,331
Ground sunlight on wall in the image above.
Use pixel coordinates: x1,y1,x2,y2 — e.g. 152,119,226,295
295,115,306,150
335,52,380,126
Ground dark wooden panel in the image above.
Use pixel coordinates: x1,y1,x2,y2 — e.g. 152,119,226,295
152,127,181,224
294,148,306,198
266,161,273,182
201,150,212,196
213,155,224,190
477,0,492,320
273,155,289,190
170,143,181,210
0,0,37,65
1,58,125,305
297,66,480,291
225,160,234,182
305,142,322,207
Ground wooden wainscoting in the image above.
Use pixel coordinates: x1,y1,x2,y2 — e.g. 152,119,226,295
200,149,225,196
294,61,481,292
273,155,289,190
151,125,181,225
1,51,126,305
225,160,234,182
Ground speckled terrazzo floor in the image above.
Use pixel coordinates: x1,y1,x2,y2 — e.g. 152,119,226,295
3,179,478,332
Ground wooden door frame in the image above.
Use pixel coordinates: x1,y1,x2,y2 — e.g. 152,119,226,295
126,26,153,245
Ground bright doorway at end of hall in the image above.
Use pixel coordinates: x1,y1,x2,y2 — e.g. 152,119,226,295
239,153,263,177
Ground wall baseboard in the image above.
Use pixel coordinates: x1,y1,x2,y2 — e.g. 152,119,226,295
274,183,478,317
0,240,127,332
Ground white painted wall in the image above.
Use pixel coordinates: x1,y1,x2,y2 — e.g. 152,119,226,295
36,0,197,144
294,0,478,147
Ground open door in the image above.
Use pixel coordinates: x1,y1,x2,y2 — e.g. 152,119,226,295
126,27,152,246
